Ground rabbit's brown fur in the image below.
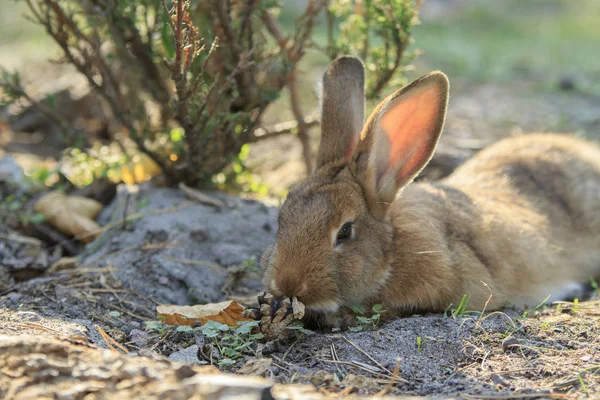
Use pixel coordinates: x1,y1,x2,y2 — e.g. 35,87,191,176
262,56,600,325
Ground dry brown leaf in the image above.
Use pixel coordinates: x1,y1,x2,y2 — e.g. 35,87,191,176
34,192,64,216
157,301,252,326
34,191,103,243
48,257,79,273
238,358,273,376
65,196,103,219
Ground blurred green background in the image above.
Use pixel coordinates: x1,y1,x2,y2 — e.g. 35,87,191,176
1,0,599,194
3,0,599,90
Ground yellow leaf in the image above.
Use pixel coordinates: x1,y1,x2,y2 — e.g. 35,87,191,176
139,153,162,176
120,164,135,185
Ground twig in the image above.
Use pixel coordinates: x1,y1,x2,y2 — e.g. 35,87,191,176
375,357,402,396
325,5,335,58
462,393,570,399
480,368,535,378
330,342,347,378
288,70,313,174
341,336,391,375
96,326,117,352
96,325,130,354
13,322,63,335
178,182,224,208
313,359,407,383
281,339,299,362
122,191,131,230
251,114,319,142
260,1,326,174
109,304,150,322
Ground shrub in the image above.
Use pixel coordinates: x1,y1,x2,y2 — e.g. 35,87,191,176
1,0,422,187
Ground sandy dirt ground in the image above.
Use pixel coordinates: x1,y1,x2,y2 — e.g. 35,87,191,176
1,1,600,399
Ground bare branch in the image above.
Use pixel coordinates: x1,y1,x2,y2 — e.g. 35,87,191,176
288,71,313,174
251,114,319,142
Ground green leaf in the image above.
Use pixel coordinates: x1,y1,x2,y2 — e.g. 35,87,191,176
234,342,252,351
169,128,184,143
351,305,366,315
176,325,194,333
221,347,238,357
146,321,165,332
28,213,46,224
201,328,218,338
235,320,260,335
202,320,230,332
218,358,235,366
46,94,57,107
348,326,364,332
371,304,384,313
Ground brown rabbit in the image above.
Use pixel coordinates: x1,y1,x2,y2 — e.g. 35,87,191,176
261,56,600,326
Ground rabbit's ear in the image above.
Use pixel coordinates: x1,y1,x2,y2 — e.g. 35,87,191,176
316,56,366,168
352,71,449,216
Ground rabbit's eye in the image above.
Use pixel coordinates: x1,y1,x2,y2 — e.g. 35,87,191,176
336,222,354,244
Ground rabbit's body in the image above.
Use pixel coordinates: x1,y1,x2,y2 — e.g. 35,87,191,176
380,134,600,313
262,56,600,325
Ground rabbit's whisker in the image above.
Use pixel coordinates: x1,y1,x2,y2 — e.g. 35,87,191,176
414,250,444,255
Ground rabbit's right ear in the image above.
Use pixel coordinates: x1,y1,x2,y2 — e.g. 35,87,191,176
316,56,366,168
351,72,449,218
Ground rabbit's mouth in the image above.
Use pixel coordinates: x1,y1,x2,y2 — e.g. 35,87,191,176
305,299,341,313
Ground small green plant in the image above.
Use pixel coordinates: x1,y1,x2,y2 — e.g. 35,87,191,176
416,336,423,351
327,0,422,98
444,295,471,319
146,321,200,336
501,295,551,337
19,212,46,225
1,191,46,227
590,277,599,298
137,195,150,209
241,255,260,274
198,320,264,367
572,298,580,313
349,304,385,332
285,321,315,337
145,320,173,335
212,144,270,197
576,365,600,395
556,303,563,313
520,294,551,319
578,373,589,395
145,319,264,367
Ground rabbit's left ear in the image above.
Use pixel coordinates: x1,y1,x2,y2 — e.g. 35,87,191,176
351,71,449,216
317,56,366,168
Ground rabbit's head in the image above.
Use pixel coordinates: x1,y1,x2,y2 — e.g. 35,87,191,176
262,56,449,314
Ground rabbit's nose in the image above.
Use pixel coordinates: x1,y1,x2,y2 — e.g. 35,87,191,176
272,275,308,298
